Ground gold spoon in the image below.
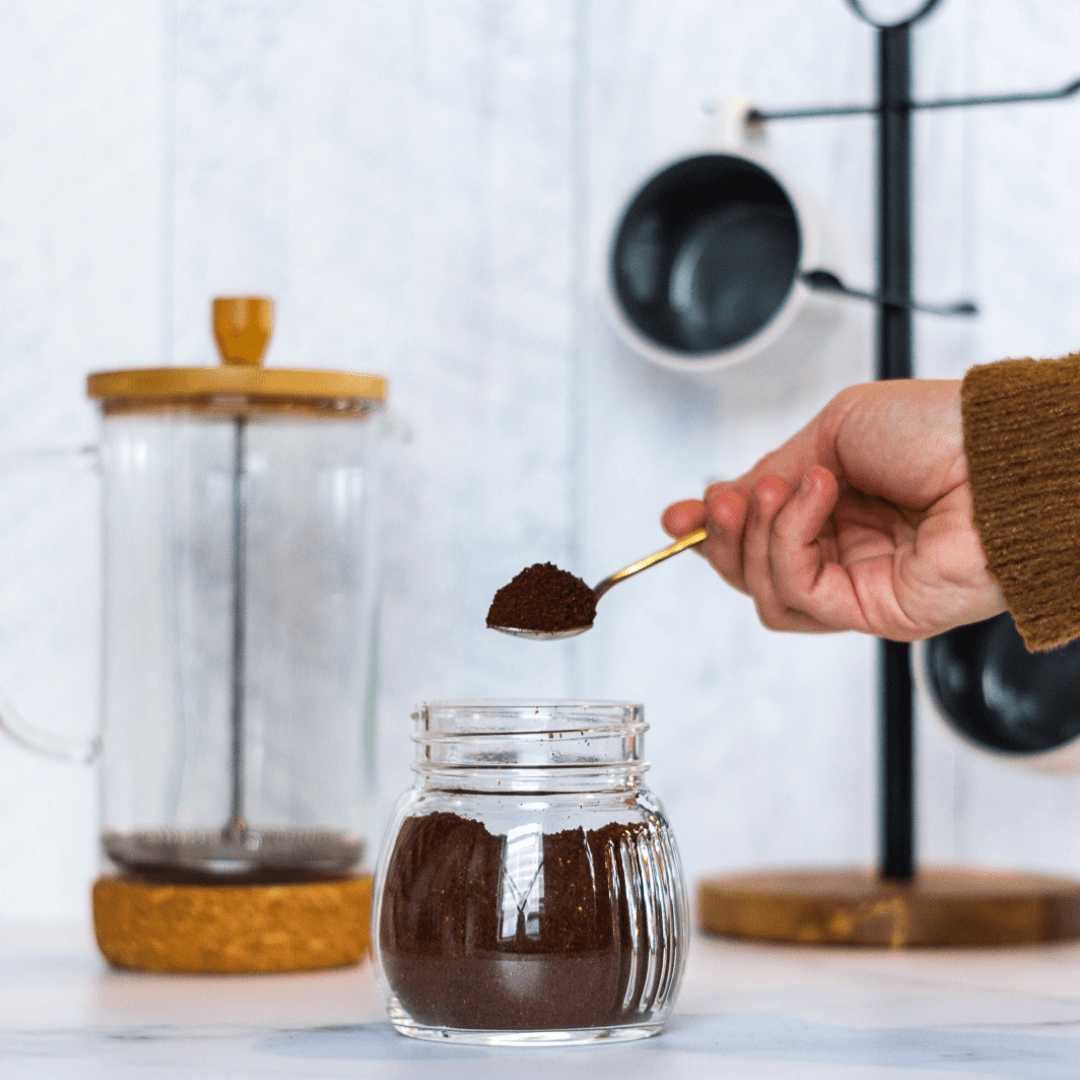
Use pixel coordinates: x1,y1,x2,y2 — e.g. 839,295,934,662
492,527,709,639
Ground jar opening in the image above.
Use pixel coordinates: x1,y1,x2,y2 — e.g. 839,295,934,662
413,700,644,736
411,701,647,782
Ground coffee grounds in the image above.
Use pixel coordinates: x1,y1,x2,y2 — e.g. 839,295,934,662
486,562,597,633
378,811,672,1031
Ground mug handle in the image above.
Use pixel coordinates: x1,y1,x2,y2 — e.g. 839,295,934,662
0,445,101,764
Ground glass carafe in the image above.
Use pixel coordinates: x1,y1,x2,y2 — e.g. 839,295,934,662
0,298,386,885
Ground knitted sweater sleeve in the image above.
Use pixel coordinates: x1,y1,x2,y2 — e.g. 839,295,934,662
961,352,1080,651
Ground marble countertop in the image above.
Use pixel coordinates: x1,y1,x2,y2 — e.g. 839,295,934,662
2,925,1080,1078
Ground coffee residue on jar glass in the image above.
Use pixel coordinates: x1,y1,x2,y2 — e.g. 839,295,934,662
378,811,672,1031
486,562,597,633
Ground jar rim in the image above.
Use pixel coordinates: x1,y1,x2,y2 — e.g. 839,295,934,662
412,700,645,737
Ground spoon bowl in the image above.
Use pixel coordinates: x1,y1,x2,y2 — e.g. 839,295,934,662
493,625,591,640
490,527,708,640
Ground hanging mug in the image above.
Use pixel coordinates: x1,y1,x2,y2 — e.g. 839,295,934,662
604,143,846,372
918,613,1080,772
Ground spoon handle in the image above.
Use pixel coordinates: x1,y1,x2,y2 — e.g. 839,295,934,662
593,527,709,598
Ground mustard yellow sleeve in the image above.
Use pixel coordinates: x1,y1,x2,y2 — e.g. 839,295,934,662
961,352,1080,650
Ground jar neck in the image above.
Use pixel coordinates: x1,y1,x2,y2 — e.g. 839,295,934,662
413,762,648,795
411,701,649,791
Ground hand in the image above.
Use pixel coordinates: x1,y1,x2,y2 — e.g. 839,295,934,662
662,379,1005,640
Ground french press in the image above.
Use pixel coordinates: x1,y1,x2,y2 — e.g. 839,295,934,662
1,298,387,972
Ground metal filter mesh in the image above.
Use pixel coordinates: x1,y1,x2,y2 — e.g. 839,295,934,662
102,828,363,878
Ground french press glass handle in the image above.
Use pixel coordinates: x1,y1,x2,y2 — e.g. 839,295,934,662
0,445,101,764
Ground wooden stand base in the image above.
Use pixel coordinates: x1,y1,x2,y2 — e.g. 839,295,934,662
93,874,373,973
698,868,1080,947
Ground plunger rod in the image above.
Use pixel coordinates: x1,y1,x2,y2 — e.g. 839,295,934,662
877,22,915,880
226,416,248,838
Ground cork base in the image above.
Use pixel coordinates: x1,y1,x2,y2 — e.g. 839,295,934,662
698,868,1080,947
93,874,372,973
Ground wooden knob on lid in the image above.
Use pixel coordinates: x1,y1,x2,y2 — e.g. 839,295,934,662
213,297,274,367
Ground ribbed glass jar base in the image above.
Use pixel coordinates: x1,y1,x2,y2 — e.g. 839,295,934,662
386,997,664,1045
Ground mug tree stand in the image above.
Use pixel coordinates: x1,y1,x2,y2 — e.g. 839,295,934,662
698,0,1080,946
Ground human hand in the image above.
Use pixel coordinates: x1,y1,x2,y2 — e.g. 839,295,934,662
662,379,1005,640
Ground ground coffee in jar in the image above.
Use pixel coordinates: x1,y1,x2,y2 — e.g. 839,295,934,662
371,701,688,1045
379,812,672,1031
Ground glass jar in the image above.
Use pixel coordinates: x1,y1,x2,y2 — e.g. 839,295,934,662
372,701,688,1046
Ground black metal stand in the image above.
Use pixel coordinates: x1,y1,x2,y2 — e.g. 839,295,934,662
877,20,915,880
748,0,1080,884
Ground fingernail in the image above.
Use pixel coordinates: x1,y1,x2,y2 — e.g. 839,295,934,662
799,473,813,497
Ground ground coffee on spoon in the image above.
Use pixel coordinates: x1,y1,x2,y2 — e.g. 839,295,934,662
486,562,597,633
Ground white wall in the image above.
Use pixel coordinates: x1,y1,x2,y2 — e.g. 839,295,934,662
0,0,1079,921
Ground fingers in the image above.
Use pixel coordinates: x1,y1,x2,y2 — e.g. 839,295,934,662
743,470,845,633
662,491,752,596
705,489,750,535
665,467,855,634
767,467,858,631
661,499,707,539
701,488,751,594
743,477,794,626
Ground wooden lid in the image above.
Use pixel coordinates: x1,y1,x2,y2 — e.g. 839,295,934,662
87,297,387,415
